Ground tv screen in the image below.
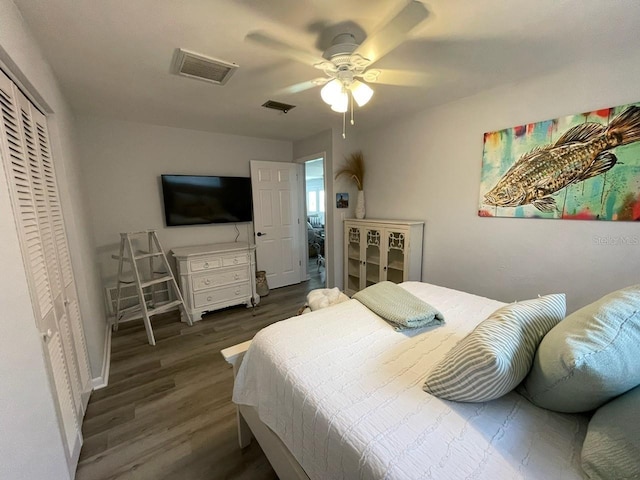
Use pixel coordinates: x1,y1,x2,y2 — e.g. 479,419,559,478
161,175,253,226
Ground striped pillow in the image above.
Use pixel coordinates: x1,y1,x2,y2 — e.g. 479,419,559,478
423,294,565,402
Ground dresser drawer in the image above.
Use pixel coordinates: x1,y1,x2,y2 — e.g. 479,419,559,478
192,267,248,292
189,257,222,272
194,284,250,308
222,254,248,267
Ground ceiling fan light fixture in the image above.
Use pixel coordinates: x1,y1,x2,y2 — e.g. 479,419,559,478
321,79,343,105
246,0,430,139
351,80,374,107
330,91,349,113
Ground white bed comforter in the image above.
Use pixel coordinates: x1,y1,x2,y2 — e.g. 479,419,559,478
233,283,588,480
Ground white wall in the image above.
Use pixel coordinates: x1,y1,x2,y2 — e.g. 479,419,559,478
330,128,359,289
0,0,105,382
76,116,293,286
0,0,102,477
354,53,640,312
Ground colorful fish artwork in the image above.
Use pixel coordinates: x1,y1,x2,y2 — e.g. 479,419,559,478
479,102,640,221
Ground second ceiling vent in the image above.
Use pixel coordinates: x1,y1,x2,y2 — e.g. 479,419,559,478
262,100,296,113
173,48,238,85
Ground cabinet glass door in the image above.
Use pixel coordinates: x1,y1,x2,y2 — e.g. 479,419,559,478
386,230,407,284
365,228,382,287
346,226,362,292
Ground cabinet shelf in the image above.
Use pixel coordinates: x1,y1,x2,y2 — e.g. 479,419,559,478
366,272,380,283
388,260,404,271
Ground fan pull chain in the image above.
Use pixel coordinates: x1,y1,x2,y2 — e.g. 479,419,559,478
342,111,346,139
350,94,354,125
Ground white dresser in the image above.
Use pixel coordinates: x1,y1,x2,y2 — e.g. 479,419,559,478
172,242,258,323
344,219,424,296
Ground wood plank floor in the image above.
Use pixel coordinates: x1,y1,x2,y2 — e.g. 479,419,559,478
76,272,324,480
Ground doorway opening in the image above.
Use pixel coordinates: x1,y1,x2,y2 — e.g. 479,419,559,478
304,157,327,289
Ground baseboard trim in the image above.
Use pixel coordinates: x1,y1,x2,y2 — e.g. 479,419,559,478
91,322,112,390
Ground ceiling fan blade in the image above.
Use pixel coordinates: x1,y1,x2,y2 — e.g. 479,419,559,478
246,31,327,67
353,1,429,66
364,69,432,87
275,78,329,96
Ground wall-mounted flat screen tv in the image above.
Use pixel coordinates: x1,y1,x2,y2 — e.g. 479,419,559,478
161,175,253,226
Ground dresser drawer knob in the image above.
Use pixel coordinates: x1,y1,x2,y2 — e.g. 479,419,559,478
204,279,211,285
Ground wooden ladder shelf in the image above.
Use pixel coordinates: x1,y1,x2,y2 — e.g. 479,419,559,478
112,230,191,345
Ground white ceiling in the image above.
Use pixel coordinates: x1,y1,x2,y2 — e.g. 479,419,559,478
13,0,640,142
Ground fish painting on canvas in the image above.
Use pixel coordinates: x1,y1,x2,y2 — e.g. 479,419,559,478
479,102,640,221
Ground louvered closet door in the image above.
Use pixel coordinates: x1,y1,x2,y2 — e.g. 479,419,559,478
0,71,86,468
32,103,92,396
17,91,93,413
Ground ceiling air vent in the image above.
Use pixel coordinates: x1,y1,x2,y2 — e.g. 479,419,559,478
173,48,238,85
262,100,296,113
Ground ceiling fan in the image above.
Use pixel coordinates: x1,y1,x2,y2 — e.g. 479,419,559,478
246,1,430,136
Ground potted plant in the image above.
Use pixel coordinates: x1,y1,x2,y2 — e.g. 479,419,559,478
335,151,366,219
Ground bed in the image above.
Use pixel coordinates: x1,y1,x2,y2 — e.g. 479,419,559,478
222,282,588,480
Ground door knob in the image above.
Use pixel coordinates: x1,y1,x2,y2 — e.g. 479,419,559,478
256,232,267,237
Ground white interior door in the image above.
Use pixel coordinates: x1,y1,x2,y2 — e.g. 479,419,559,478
250,160,302,289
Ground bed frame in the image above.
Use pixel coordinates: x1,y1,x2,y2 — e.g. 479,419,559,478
221,341,310,480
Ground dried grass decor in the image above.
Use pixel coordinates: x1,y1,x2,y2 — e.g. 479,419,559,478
335,151,365,191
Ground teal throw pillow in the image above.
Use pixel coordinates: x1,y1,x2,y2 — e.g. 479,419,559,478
582,384,640,480
521,285,640,413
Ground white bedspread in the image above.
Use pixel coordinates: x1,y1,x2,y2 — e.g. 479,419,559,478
233,283,588,480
